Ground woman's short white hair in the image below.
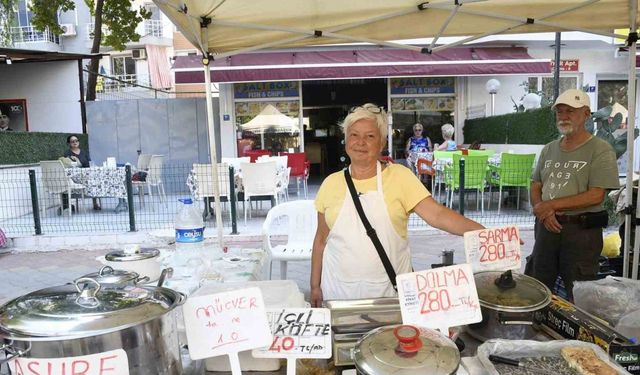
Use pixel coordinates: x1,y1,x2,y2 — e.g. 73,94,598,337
441,123,455,138
413,123,423,131
341,103,388,144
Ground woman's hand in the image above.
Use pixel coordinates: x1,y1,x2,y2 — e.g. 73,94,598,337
310,286,324,307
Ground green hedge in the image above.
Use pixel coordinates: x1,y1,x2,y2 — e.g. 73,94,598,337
0,132,89,165
463,107,558,145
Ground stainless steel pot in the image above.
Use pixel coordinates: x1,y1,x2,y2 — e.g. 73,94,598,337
467,271,551,341
99,245,162,281
352,324,460,375
77,265,149,285
0,278,186,375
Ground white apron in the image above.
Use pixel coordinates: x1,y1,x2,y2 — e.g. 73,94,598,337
321,162,412,300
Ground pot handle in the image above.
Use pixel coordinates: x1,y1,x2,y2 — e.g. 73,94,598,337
0,342,31,365
74,277,102,309
497,313,534,326
99,265,115,276
136,276,151,284
176,291,187,306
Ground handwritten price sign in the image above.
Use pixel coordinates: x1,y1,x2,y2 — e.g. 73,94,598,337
253,308,332,359
464,225,521,272
183,287,272,361
8,349,129,375
397,264,482,331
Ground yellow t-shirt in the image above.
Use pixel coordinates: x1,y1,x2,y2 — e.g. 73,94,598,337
315,164,430,239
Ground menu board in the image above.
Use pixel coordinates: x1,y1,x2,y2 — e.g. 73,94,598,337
183,287,272,361
253,308,332,359
390,97,455,112
8,349,129,375
397,264,482,332
464,225,522,272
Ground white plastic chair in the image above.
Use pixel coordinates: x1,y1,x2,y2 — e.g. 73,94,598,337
262,200,317,280
40,160,85,217
192,163,233,222
136,153,152,171
221,157,250,173
133,155,166,207
240,161,279,225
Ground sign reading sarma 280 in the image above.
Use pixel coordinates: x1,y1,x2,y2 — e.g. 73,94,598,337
234,81,299,99
390,77,455,95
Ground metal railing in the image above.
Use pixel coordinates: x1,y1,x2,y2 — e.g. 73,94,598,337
10,26,59,44
144,19,163,38
0,163,242,236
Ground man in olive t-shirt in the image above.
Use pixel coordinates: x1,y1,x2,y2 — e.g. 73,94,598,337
526,89,619,300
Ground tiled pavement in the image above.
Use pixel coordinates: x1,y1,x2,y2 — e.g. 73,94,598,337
0,229,536,305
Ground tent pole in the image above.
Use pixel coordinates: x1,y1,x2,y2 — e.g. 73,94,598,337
201,20,225,252
629,1,639,279
553,32,561,102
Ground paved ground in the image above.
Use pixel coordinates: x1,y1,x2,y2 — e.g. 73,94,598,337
0,229,536,305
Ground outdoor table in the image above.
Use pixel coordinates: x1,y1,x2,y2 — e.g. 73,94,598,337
66,166,127,198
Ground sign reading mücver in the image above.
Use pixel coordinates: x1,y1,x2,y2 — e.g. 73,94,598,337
183,287,272,362
464,225,521,272
8,349,129,375
253,308,332,359
397,264,482,332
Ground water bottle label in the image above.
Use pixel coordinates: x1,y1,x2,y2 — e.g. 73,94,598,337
176,227,204,243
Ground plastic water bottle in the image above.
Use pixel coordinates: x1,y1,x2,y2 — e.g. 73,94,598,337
174,198,205,266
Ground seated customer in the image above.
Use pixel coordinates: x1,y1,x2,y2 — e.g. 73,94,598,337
435,123,457,151
62,135,101,211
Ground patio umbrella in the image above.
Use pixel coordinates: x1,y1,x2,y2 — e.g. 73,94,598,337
240,104,299,147
154,0,640,280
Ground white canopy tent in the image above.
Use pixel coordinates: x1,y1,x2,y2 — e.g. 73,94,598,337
154,0,640,282
240,104,299,147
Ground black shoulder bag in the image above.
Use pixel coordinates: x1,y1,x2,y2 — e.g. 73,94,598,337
344,169,398,291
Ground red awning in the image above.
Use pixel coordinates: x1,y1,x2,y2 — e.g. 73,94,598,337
173,47,551,84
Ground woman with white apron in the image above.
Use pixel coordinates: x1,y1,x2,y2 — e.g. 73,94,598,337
310,104,484,306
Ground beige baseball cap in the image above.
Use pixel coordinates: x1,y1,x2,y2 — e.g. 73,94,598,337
553,89,590,110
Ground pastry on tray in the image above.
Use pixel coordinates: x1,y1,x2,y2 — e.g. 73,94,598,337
560,347,617,375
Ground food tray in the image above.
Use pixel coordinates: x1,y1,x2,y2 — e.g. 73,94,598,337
477,339,631,375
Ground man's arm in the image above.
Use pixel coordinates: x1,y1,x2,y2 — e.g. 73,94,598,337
533,187,605,217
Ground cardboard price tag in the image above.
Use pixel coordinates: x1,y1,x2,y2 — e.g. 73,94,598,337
397,264,482,331
8,349,129,375
253,308,332,359
464,225,521,272
183,287,272,361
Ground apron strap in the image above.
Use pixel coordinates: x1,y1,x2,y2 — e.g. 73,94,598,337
344,167,397,291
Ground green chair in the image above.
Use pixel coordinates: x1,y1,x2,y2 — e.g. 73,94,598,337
487,153,536,214
444,154,489,214
468,149,495,157
432,150,461,202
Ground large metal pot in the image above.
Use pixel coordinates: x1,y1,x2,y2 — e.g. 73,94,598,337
0,278,185,375
98,245,162,282
467,271,551,341
77,265,150,285
352,324,460,375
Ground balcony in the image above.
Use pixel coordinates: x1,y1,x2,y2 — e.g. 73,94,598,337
86,23,110,40
144,19,163,38
10,26,59,45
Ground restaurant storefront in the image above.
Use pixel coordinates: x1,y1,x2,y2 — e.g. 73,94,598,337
173,47,550,176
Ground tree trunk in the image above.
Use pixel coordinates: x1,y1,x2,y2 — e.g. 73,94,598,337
85,0,104,101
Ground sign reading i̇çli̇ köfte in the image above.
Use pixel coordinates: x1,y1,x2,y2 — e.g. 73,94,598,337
397,264,482,330
463,225,522,272
252,308,332,359
183,287,272,360
8,349,129,375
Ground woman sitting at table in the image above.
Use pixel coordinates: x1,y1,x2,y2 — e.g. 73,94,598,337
63,135,101,210
405,123,431,173
435,123,457,151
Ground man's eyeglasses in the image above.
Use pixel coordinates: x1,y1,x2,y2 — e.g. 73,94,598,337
349,105,385,114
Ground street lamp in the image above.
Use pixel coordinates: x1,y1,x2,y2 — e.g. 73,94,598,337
522,92,542,111
485,78,501,116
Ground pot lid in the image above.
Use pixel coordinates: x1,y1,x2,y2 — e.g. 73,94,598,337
352,325,460,375
474,271,551,312
78,266,140,284
105,245,159,262
0,278,183,339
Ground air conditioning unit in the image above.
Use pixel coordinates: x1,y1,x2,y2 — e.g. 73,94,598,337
132,48,147,60
60,23,76,37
